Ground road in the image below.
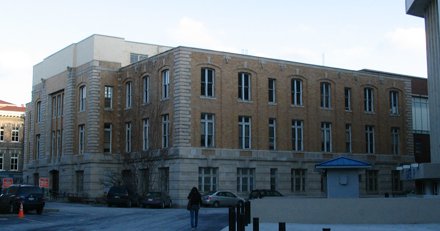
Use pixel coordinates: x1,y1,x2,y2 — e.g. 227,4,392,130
0,202,229,231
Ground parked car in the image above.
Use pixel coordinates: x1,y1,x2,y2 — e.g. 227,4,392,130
106,186,140,207
248,189,283,200
0,184,45,214
140,192,172,208
201,191,244,207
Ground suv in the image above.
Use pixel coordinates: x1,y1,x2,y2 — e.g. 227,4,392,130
107,186,140,207
0,184,45,214
248,189,283,200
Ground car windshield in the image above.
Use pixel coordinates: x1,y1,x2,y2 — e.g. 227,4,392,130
267,190,282,196
109,187,126,194
203,191,216,196
19,186,42,195
146,192,161,197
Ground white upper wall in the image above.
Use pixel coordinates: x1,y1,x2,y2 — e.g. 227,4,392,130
33,34,172,86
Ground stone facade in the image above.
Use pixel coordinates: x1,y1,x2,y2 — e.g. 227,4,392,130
24,37,419,206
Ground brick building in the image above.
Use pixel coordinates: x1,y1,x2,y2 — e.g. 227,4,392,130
0,100,25,187
24,34,419,205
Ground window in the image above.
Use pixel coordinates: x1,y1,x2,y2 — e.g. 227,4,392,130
162,114,169,148
10,152,18,171
291,79,303,106
237,168,255,193
364,87,374,112
268,118,276,150
0,126,3,141
320,82,331,109
345,87,352,111
12,126,19,142
391,127,400,155
76,171,84,193
365,125,375,154
239,116,251,149
51,131,56,157
201,68,215,97
0,153,3,170
104,123,112,153
79,86,86,112
238,72,251,101
201,113,215,147
142,119,149,151
268,78,276,103
104,86,113,109
36,134,41,159
199,167,218,192
345,124,352,153
292,120,304,151
57,130,62,158
36,101,42,122
291,169,306,192
79,125,85,154
391,170,403,192
52,96,57,118
270,168,278,191
143,76,150,104
321,122,332,152
159,167,169,193
412,97,429,133
162,70,170,99
390,91,399,115
130,53,148,63
126,81,132,109
125,122,132,153
366,170,378,193
57,94,63,116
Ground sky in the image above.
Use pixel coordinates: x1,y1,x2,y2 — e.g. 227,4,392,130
0,0,427,106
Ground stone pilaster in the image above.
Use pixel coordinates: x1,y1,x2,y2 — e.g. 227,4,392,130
87,64,101,153
63,67,76,157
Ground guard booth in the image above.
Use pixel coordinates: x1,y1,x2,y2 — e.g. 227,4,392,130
316,157,371,198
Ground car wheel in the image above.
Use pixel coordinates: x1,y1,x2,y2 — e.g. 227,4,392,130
36,206,43,215
9,203,15,214
161,202,165,209
213,201,220,207
168,201,172,208
107,203,112,207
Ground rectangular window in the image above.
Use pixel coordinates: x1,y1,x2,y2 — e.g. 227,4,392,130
345,124,352,153
291,169,306,192
78,125,85,154
198,167,218,192
52,96,57,118
12,126,19,142
320,82,331,108
412,97,429,133
0,126,4,141
238,72,251,101
0,153,3,170
237,168,255,193
365,125,375,153
76,170,84,193
104,123,112,153
201,68,215,97
345,87,352,111
391,170,403,192
143,76,150,104
239,116,251,149
51,131,56,157
10,152,18,171
37,101,42,122
142,119,149,151
268,78,276,103
321,122,332,152
390,91,399,115
79,86,86,112
126,82,132,109
291,79,303,106
36,134,41,159
125,122,132,153
364,87,374,112
159,167,169,193
57,94,63,116
292,120,304,151
270,168,278,191
162,70,170,99
366,170,378,193
269,118,276,150
130,53,148,63
201,113,215,147
162,114,169,148
391,127,400,155
104,86,113,109
57,130,62,158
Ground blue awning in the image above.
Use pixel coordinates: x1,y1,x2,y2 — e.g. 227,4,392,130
316,156,371,169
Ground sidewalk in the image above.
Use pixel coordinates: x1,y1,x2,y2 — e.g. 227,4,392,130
221,223,440,231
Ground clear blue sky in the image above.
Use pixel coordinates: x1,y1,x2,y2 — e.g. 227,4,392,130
0,0,426,105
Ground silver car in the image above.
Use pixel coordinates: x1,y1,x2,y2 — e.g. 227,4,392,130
201,191,244,207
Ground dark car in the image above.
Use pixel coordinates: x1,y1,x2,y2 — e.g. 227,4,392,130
107,186,140,207
0,184,45,214
140,192,172,208
248,189,283,200
201,191,244,207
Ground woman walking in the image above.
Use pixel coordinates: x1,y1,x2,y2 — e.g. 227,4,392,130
187,187,202,230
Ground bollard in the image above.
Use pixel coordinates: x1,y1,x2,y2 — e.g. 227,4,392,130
237,214,245,231
323,228,331,231
253,217,259,231
229,207,236,231
244,201,251,225
278,222,286,231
